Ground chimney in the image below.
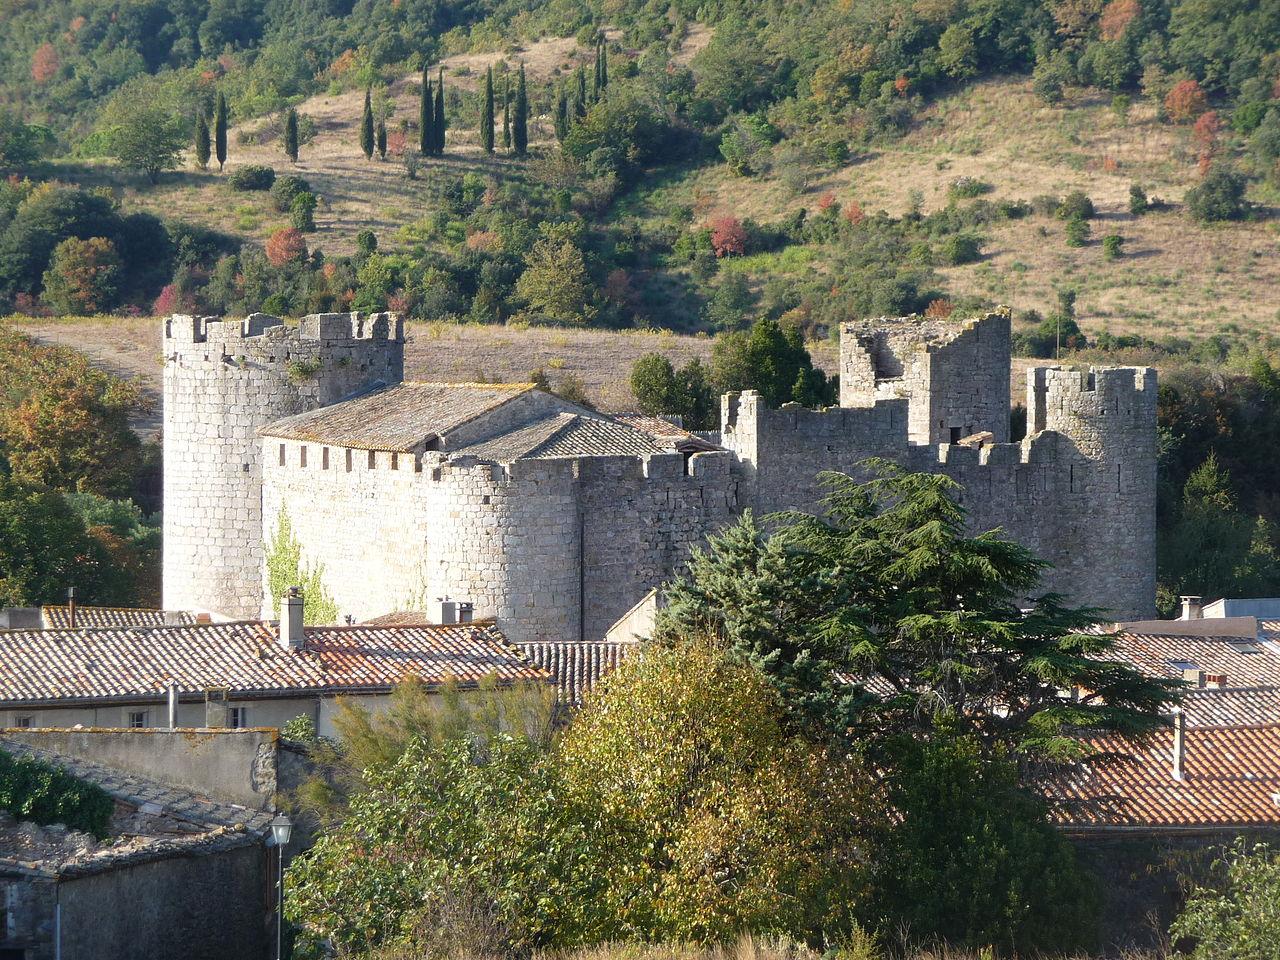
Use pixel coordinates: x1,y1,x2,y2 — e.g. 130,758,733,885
1180,595,1204,620
67,586,76,629
434,597,458,625
458,601,474,624
1204,673,1227,689
280,586,305,650
1181,666,1206,688
1171,708,1186,781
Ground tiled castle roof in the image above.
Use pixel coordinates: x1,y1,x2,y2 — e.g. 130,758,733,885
261,381,536,452
455,413,668,461
516,640,639,704
0,620,548,706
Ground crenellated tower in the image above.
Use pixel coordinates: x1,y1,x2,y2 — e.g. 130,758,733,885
162,312,403,618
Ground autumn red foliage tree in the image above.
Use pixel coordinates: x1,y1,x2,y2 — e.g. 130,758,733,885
1099,0,1140,42
265,228,307,267
843,200,866,225
1193,110,1221,152
30,43,59,84
709,217,747,258
1165,79,1208,123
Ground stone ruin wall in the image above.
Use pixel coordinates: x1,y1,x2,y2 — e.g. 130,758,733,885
723,360,1158,619
840,311,1011,444
163,312,403,619
260,442,739,643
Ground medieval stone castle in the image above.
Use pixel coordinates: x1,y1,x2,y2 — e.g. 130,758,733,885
162,308,1157,643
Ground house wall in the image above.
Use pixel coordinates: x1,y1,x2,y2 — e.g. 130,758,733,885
58,844,271,960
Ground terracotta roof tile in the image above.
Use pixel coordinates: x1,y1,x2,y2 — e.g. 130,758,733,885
456,413,668,461
1097,630,1280,686
1045,723,1280,831
612,414,723,452
1182,686,1280,726
0,621,548,706
516,641,638,704
40,606,197,629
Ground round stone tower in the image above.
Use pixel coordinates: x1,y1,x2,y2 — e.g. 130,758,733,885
162,312,404,618
1028,365,1159,618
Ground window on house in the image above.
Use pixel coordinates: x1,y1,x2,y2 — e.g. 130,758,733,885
278,444,286,466
322,447,330,470
228,707,248,729
300,446,307,468
11,717,31,729
128,710,148,729
368,450,376,469
345,449,353,472
391,453,399,470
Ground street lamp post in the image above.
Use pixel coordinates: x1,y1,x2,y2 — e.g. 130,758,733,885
271,812,294,960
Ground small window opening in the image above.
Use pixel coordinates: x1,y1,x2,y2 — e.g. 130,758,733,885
128,710,149,729
322,448,330,470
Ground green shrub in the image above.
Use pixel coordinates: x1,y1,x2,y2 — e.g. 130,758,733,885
290,192,318,232
227,164,276,191
1031,194,1061,216
1129,183,1149,215
947,176,992,199
1055,190,1095,220
1186,166,1249,223
941,233,982,265
1064,216,1090,247
0,750,113,838
270,175,311,212
1171,839,1280,959
1102,234,1124,259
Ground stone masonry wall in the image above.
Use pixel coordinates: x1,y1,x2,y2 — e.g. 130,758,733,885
724,362,1157,618
840,311,1011,444
261,445,739,643
163,313,402,619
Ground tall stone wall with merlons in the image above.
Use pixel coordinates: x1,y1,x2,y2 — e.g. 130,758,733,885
259,443,739,643
163,312,403,619
840,311,1011,444
722,361,1158,618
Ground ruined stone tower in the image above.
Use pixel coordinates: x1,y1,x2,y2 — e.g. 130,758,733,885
162,312,403,618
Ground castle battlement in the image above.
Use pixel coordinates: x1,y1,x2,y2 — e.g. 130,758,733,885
164,311,403,347
1028,364,1157,437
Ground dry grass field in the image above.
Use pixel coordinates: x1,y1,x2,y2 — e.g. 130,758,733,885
11,316,725,429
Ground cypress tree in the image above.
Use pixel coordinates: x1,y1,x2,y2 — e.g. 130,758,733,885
514,65,528,157
480,66,495,154
284,107,299,163
574,65,587,119
434,70,446,154
554,90,569,142
214,92,228,172
360,88,375,160
501,76,511,153
194,113,211,170
376,119,387,160
419,69,433,156
593,40,602,101
600,40,608,93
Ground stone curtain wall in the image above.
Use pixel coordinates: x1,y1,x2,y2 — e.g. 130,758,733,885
840,312,1011,444
163,313,403,618
724,362,1157,619
260,440,424,622
261,444,740,643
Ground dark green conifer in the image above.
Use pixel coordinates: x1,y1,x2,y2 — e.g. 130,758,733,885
574,65,587,119
434,70,446,154
554,90,569,142
599,40,608,93
194,113,211,170
593,40,603,100
284,107,299,163
480,66,495,154
501,77,511,153
513,65,528,157
419,68,434,156
214,92,228,172
376,119,387,160
359,88,375,160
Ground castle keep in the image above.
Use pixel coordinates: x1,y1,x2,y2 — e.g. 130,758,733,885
162,309,1157,642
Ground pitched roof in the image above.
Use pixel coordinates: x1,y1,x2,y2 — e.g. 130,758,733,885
0,620,549,706
454,413,668,461
1045,724,1280,832
612,413,723,453
40,606,198,629
260,381,535,452
1181,686,1280,727
1097,630,1280,687
516,640,638,704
